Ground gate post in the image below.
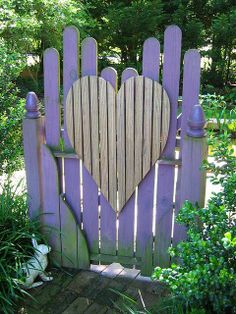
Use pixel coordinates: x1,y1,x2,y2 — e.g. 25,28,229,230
23,92,44,219
175,104,208,243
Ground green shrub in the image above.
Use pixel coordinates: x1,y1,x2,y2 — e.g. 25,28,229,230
153,128,236,313
0,39,26,175
0,178,45,313
200,93,235,120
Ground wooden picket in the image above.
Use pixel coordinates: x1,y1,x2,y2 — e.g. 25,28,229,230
154,26,182,267
81,37,100,256
23,24,207,276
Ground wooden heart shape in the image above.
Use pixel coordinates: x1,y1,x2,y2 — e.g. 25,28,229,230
66,76,170,211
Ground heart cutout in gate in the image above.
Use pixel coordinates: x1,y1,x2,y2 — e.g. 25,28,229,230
66,75,170,211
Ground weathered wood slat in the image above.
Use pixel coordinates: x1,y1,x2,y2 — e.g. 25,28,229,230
118,196,135,258
116,76,169,210
100,68,118,258
81,76,92,173
161,89,171,151
142,78,153,177
60,194,78,268
81,37,97,76
125,77,135,200
101,67,117,90
43,48,60,148
73,81,83,156
99,77,117,256
180,50,201,144
152,84,162,164
63,26,82,233
154,25,182,267
100,196,117,255
134,77,144,185
118,71,137,260
142,38,160,81
81,38,99,256
41,144,61,265
106,75,117,210
117,83,126,209
90,76,100,185
60,194,90,269
174,50,201,244
136,172,155,276
121,67,138,82
99,78,109,199
136,37,160,276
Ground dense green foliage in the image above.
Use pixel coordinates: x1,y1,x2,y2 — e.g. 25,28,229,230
1,0,235,88
153,126,236,313
83,0,236,89
0,178,46,313
0,39,25,174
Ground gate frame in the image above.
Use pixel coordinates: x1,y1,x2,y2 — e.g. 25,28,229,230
23,25,207,275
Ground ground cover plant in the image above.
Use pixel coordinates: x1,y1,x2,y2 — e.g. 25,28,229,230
0,178,46,313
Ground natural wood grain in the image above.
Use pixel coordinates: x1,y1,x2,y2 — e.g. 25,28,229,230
66,75,170,211
99,78,109,199
161,88,171,151
117,83,126,210
73,80,83,156
142,78,153,177
65,88,75,148
152,83,162,165
125,77,135,200
90,76,100,185
107,79,117,209
81,76,92,173
134,77,144,186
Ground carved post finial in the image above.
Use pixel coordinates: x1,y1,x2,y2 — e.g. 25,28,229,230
25,92,40,118
187,104,206,137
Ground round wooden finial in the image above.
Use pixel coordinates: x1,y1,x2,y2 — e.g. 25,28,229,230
25,92,40,118
187,104,206,137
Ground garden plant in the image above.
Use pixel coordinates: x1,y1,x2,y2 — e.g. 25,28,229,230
0,179,46,313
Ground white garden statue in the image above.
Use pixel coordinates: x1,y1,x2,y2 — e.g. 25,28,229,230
21,235,53,289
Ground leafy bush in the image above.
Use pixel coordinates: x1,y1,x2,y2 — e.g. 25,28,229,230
153,127,236,313
0,39,26,174
200,93,236,120
0,178,45,313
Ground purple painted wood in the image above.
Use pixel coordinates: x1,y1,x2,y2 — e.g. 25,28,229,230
142,37,160,80
180,50,201,145
63,27,82,225
81,37,97,76
136,171,155,275
117,68,140,259
81,37,99,255
100,67,117,256
101,67,117,91
63,26,79,146
121,68,138,82
43,48,60,147
176,105,207,243
41,144,61,265
174,50,201,228
155,25,182,267
136,37,160,275
60,194,90,269
23,93,44,219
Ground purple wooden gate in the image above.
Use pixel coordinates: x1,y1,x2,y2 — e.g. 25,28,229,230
23,25,207,276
